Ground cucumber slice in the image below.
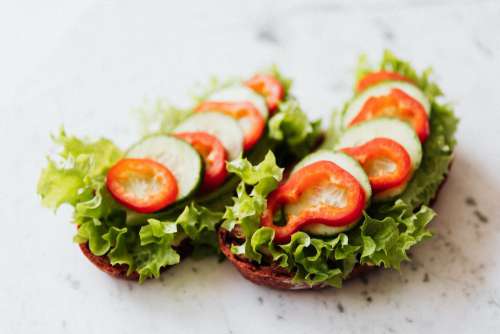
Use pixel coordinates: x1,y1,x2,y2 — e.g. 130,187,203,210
292,150,372,203
373,181,408,203
209,85,268,120
302,219,360,236
126,134,203,201
343,81,430,128
174,112,244,160
336,118,422,171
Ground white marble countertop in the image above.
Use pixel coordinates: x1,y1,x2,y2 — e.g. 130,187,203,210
1,1,499,333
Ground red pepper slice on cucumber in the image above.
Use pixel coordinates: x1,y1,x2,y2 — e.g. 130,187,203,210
106,158,178,213
195,101,265,151
356,71,413,92
341,138,412,193
349,88,430,142
245,74,285,113
261,161,366,243
175,131,228,192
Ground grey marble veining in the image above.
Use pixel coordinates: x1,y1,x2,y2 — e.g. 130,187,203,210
1,1,499,333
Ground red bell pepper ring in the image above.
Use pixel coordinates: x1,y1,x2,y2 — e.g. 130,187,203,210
350,88,430,142
356,71,413,92
106,158,178,213
195,101,265,151
245,74,285,113
341,138,412,193
261,161,366,243
175,131,228,192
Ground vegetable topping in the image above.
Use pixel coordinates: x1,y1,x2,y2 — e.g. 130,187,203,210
246,74,285,113
106,158,178,213
221,51,457,288
174,112,244,161
356,71,413,92
175,131,228,192
127,134,203,201
341,138,412,193
261,161,365,243
195,101,265,151
349,88,430,142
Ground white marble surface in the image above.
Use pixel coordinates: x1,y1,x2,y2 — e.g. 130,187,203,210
1,1,500,333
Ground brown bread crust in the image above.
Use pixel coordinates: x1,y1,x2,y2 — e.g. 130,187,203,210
218,161,453,290
218,228,373,290
79,239,192,281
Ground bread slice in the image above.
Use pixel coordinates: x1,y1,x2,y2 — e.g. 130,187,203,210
79,239,192,281
218,162,452,290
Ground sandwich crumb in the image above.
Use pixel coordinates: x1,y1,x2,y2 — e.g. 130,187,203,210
405,317,414,323
465,197,477,206
337,302,345,313
276,314,284,320
359,274,369,285
423,273,430,283
65,274,80,290
257,27,280,45
191,267,198,273
257,296,264,305
366,296,373,303
473,210,489,223
488,299,500,308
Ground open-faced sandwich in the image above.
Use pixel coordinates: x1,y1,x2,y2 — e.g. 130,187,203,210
37,68,320,282
219,51,459,290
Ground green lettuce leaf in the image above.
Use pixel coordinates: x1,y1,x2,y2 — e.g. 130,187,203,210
37,129,122,209
226,150,283,188
191,76,239,104
133,99,193,136
268,99,322,159
359,201,434,268
222,152,283,260
176,203,223,254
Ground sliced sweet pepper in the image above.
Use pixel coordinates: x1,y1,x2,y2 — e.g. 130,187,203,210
106,158,178,213
175,131,228,192
356,71,413,92
341,138,412,193
261,161,365,243
245,74,285,113
349,88,430,142
195,101,265,151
